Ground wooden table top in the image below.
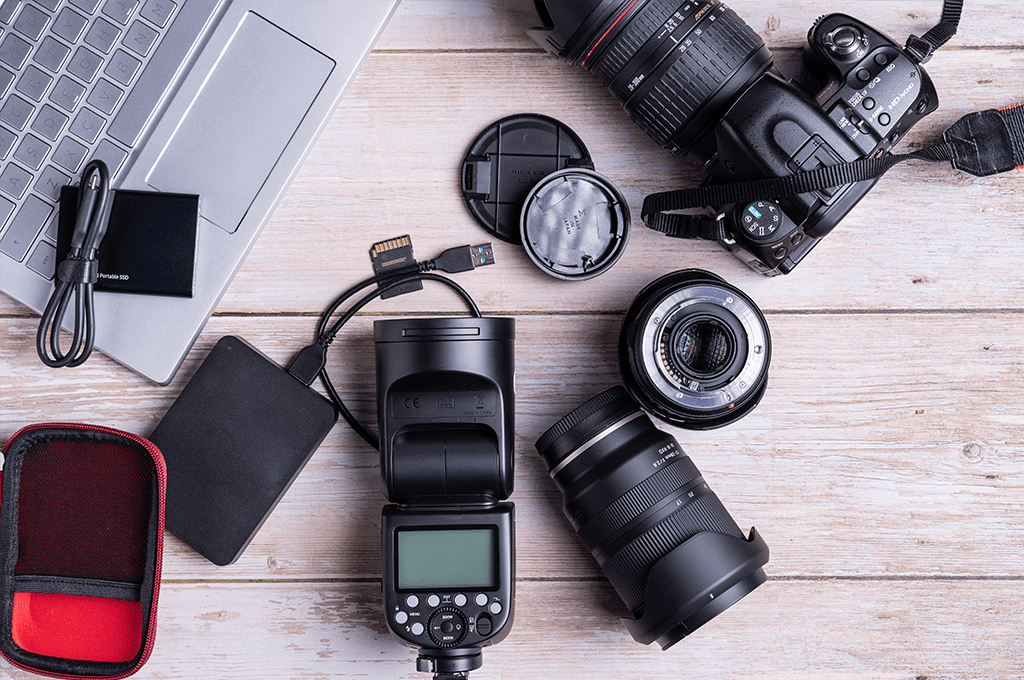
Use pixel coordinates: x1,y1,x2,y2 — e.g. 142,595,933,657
2,1,1023,678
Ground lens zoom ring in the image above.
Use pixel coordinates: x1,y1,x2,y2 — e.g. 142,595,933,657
601,493,743,613
578,456,701,548
591,0,681,87
631,10,763,144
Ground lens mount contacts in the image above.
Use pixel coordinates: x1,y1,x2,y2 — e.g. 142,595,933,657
619,269,771,429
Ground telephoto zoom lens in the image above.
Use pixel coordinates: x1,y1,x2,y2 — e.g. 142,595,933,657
536,386,769,648
529,0,774,159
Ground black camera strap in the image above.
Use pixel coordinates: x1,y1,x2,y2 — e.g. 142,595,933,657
642,103,1024,240
904,0,963,63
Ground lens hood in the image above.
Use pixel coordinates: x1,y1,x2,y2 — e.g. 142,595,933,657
621,528,769,649
619,269,771,429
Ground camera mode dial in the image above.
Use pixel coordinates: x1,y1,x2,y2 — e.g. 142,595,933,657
737,201,783,243
427,607,468,648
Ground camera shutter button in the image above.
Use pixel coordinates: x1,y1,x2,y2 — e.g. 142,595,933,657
825,26,862,56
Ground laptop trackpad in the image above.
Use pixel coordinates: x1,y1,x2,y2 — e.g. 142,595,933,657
146,13,334,233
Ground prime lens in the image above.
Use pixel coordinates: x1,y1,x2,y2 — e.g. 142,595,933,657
529,0,774,159
536,386,769,648
620,269,771,430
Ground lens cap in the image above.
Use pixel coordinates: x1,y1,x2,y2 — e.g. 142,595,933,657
521,168,630,280
461,113,594,244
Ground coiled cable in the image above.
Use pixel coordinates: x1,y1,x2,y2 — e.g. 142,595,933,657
36,159,111,368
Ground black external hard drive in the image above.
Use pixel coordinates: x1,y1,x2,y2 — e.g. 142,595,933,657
149,336,338,565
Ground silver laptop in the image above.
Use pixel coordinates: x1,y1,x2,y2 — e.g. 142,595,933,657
0,0,399,384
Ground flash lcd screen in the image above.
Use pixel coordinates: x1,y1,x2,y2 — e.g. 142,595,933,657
396,528,496,590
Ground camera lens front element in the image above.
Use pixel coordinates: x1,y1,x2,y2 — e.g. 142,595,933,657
620,269,770,430
535,386,769,648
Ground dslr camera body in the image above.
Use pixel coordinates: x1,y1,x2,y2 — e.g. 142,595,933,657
529,1,939,275
375,317,516,679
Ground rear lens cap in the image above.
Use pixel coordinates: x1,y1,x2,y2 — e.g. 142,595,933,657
461,114,594,244
520,168,630,280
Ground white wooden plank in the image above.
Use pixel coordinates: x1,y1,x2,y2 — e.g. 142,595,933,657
0,580,1019,679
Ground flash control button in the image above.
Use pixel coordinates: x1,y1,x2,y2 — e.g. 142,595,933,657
475,593,488,606
405,595,419,608
395,611,408,625
427,594,441,608
411,622,424,635
454,593,467,607
489,601,502,615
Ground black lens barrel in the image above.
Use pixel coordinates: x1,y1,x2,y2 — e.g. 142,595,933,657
530,0,774,159
536,386,769,647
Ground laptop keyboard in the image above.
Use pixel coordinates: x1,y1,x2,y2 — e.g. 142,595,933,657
0,0,183,279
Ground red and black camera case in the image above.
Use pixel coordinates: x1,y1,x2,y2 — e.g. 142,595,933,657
0,424,166,679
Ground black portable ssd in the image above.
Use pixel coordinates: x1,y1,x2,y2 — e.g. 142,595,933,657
57,186,199,297
148,336,338,565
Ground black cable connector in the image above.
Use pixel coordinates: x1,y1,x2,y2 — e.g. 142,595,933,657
428,243,495,274
286,241,495,450
287,341,329,386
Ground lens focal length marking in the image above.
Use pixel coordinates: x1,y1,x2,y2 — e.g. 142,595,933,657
550,410,647,479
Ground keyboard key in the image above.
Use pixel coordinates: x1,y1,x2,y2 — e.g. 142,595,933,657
0,195,51,261
13,3,48,41
103,0,139,26
0,196,13,228
27,239,57,279
35,165,71,201
31,103,70,141
52,7,88,43
0,126,16,158
92,138,128,177
16,63,52,101
87,77,122,114
70,0,102,13
0,0,21,25
0,93,33,130
68,45,102,81
0,65,13,96
0,162,32,198
0,32,31,68
53,136,88,172
14,134,50,170
140,0,175,28
49,74,86,111
105,47,140,85
123,19,157,56
69,106,104,142
85,16,120,53
34,35,71,72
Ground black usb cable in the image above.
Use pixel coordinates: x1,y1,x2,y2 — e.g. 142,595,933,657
287,242,495,450
36,160,111,368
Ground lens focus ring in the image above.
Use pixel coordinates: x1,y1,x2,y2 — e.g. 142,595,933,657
578,454,701,546
627,7,765,146
590,0,682,86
